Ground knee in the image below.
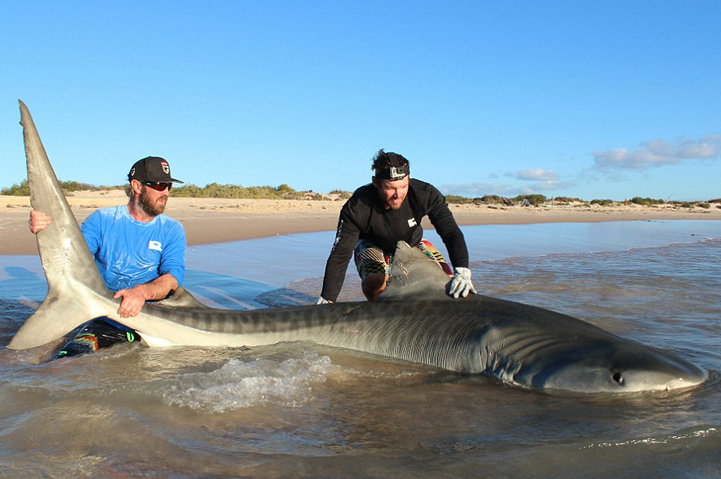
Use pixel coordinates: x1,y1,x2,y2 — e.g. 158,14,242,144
362,273,388,301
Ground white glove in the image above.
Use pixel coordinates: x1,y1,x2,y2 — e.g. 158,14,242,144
447,267,477,298
317,296,331,305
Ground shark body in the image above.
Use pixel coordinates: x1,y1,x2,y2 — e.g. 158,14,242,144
8,100,708,394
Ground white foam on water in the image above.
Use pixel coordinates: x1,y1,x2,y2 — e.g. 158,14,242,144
582,427,717,449
162,351,338,412
3,222,721,477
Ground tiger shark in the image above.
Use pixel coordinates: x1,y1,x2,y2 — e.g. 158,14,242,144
7,100,708,394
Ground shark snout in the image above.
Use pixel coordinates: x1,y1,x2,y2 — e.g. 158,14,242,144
619,363,708,393
535,346,708,394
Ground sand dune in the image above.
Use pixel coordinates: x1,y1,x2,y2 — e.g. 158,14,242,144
1,190,719,255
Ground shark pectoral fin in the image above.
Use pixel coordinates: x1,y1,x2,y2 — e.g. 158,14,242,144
154,287,208,309
7,289,100,350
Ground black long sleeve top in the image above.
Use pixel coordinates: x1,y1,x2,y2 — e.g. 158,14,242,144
320,178,469,302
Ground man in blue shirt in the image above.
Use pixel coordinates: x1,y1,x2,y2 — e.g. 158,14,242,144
30,156,186,317
29,156,186,355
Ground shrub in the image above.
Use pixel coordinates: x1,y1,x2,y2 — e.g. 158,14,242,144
60,181,99,192
513,194,547,206
1,180,30,196
1,179,99,196
553,196,585,204
446,195,475,204
329,189,353,200
630,197,664,206
172,183,331,200
476,195,503,204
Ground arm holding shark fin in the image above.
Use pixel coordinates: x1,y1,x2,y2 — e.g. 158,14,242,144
30,208,182,318
28,209,52,233
114,273,179,318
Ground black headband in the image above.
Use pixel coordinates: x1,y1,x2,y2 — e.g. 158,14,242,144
375,165,409,180
374,153,409,180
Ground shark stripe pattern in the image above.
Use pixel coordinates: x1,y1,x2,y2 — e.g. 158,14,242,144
8,100,708,394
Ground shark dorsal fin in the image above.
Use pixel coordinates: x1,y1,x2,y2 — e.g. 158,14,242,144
380,241,452,300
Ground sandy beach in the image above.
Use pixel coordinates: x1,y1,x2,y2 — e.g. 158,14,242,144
1,190,719,256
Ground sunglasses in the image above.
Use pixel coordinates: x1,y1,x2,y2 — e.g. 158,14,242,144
142,181,173,191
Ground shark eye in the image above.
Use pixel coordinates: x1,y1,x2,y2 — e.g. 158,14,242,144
612,372,624,386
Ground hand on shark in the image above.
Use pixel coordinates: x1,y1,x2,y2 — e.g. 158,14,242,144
29,209,144,318
28,209,179,318
29,209,52,234
447,267,477,298
114,273,180,318
114,287,147,317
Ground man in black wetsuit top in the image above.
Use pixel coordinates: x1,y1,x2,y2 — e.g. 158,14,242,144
318,149,476,303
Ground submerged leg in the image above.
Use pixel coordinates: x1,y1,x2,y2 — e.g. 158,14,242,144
54,317,140,359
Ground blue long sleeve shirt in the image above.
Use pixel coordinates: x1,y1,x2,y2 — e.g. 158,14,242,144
80,205,186,291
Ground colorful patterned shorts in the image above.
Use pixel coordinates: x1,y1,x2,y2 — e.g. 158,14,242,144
54,317,139,359
353,239,453,280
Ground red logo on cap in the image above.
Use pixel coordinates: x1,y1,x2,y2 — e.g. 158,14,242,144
161,161,169,175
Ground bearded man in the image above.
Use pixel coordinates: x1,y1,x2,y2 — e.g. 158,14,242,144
29,156,186,320
318,150,475,303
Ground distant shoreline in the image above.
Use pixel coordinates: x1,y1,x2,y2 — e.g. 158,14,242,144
1,190,720,256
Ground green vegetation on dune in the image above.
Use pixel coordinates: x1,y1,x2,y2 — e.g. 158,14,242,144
551,196,585,204
629,196,665,206
172,183,330,200
1,180,30,196
513,194,547,206
477,195,503,204
329,189,353,200
445,195,477,204
2,179,716,209
1,179,118,196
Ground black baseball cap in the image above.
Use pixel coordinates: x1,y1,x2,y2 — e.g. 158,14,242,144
128,156,184,184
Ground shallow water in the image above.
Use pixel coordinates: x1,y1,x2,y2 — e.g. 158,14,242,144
1,220,720,478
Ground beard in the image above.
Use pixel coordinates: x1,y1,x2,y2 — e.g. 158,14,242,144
385,197,404,210
380,193,405,210
137,187,167,217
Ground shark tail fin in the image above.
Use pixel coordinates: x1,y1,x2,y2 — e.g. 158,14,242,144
8,101,114,350
8,283,107,350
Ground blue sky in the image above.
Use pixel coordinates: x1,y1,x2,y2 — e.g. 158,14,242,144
1,1,719,201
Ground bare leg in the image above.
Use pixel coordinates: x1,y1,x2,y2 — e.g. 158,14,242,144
362,273,389,301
